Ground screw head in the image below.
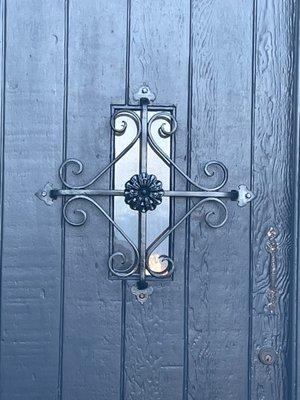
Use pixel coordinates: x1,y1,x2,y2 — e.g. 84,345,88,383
246,193,251,199
265,355,273,363
258,347,277,365
141,87,148,94
41,191,47,197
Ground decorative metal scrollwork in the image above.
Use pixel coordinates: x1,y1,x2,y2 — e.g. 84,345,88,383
58,110,141,190
36,84,255,303
147,112,228,192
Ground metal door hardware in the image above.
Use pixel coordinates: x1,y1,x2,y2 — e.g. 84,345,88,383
266,227,279,313
36,85,255,302
258,347,278,365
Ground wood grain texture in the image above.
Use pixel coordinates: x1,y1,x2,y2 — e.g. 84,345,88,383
0,1,298,399
0,1,64,399
0,0,6,390
124,1,190,399
60,1,127,399
250,1,297,399
295,2,300,398
188,1,253,399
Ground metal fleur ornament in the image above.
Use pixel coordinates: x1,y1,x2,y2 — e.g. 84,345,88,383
124,172,164,213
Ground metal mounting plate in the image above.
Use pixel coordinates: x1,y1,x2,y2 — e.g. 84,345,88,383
133,85,156,103
35,182,54,206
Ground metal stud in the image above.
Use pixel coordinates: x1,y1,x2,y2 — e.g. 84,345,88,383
258,347,278,365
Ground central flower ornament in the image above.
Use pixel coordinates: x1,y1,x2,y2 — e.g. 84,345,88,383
124,172,164,213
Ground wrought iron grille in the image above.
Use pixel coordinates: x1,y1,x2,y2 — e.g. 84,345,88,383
36,85,255,303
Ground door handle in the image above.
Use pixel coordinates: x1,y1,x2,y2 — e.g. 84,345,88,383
265,227,279,313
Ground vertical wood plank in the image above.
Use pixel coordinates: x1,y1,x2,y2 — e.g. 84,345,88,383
124,1,190,399
188,1,253,399
60,1,127,399
0,1,64,399
295,2,300,398
0,0,6,390
250,1,297,399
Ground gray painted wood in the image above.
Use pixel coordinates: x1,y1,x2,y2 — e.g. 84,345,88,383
124,1,190,399
188,1,253,399
61,1,127,399
0,1,298,399
295,3,300,398
250,1,297,399
0,1,64,399
0,0,5,391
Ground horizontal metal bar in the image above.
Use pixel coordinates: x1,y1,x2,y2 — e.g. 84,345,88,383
50,188,238,200
50,189,124,198
165,190,238,200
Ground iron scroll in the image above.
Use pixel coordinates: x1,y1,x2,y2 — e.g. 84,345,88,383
36,85,255,303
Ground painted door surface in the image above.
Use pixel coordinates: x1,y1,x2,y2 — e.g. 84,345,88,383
0,1,299,400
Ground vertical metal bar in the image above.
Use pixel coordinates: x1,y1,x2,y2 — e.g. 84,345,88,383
138,99,148,288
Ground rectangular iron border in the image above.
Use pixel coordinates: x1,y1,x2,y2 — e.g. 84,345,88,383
108,104,176,281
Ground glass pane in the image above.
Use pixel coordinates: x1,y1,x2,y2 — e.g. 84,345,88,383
113,112,139,268
146,111,171,273
112,109,172,276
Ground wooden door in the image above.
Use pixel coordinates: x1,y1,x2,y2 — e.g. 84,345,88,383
0,1,299,400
